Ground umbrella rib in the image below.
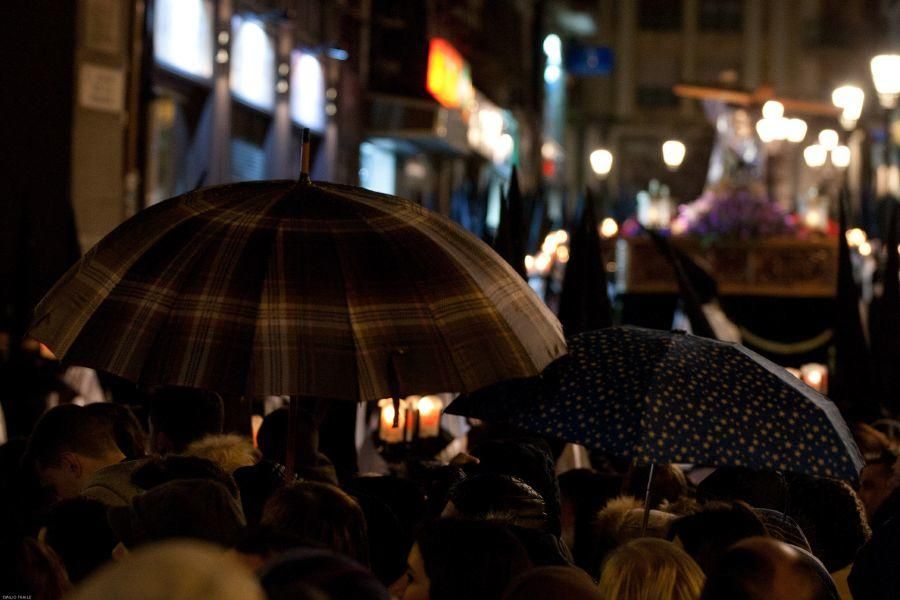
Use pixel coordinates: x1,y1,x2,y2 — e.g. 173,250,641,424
321,182,555,376
325,190,467,395
636,334,680,463
319,215,365,401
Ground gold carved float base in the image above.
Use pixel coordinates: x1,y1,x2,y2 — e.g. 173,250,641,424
615,236,838,298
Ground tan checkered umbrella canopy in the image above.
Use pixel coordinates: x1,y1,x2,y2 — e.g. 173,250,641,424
29,180,565,401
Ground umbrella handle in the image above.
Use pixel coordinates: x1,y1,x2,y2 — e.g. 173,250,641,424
641,463,656,536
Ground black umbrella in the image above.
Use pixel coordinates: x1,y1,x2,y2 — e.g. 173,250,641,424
830,187,878,420
557,189,613,336
493,166,528,280
448,327,862,480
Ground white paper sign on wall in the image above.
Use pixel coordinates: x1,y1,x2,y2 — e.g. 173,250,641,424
78,63,125,114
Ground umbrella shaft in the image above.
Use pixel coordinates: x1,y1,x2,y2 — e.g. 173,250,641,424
641,463,656,536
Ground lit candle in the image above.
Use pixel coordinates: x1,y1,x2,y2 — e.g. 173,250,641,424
800,363,828,394
378,398,407,443
416,395,444,438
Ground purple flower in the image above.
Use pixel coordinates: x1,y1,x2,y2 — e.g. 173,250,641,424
675,188,795,240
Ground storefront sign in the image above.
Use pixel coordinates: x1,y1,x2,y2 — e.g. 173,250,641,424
153,0,214,79
467,93,516,165
230,15,275,111
290,51,325,132
426,38,472,109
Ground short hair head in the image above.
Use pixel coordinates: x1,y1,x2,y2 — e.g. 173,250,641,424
786,474,870,572
148,386,223,453
701,537,837,600
25,405,119,469
668,501,768,574
415,518,531,600
83,403,147,460
261,481,369,566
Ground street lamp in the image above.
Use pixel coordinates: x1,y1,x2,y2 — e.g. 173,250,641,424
786,118,808,143
661,140,686,171
831,145,852,169
590,148,613,177
871,54,900,197
871,54,900,109
832,85,865,130
762,100,784,119
803,144,828,168
818,129,839,150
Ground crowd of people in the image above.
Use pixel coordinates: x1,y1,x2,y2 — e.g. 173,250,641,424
2,378,900,600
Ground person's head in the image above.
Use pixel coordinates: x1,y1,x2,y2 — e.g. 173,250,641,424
858,449,898,520
183,433,260,474
109,479,246,549
852,422,895,458
130,454,239,498
1,536,71,600
232,526,309,572
701,537,838,600
41,497,117,583
598,538,705,600
668,501,768,574
261,548,390,600
25,405,125,501
233,460,287,527
697,467,789,512
147,386,223,454
404,518,530,600
502,566,600,600
344,475,427,535
444,473,548,529
592,496,678,565
786,474,870,573
83,403,148,460
622,464,688,510
261,481,369,566
350,490,410,588
66,540,265,600
469,438,562,534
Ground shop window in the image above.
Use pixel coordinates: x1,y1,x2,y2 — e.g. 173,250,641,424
153,0,214,79
290,51,326,133
230,15,275,111
360,141,397,195
699,0,742,32
638,0,682,31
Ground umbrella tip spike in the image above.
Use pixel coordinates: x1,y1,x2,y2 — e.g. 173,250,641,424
299,128,311,184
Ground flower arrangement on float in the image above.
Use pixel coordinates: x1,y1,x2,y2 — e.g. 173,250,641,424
619,182,838,242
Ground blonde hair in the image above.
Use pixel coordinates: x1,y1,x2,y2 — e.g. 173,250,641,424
184,433,260,474
598,538,705,600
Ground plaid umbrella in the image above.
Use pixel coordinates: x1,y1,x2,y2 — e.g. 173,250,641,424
448,326,862,480
29,180,565,402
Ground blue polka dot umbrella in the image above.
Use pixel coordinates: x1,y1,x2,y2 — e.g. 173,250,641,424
447,326,863,480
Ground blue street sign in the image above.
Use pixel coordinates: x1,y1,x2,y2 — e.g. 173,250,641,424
565,44,614,76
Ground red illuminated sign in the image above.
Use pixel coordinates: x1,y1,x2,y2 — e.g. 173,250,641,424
426,38,471,108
